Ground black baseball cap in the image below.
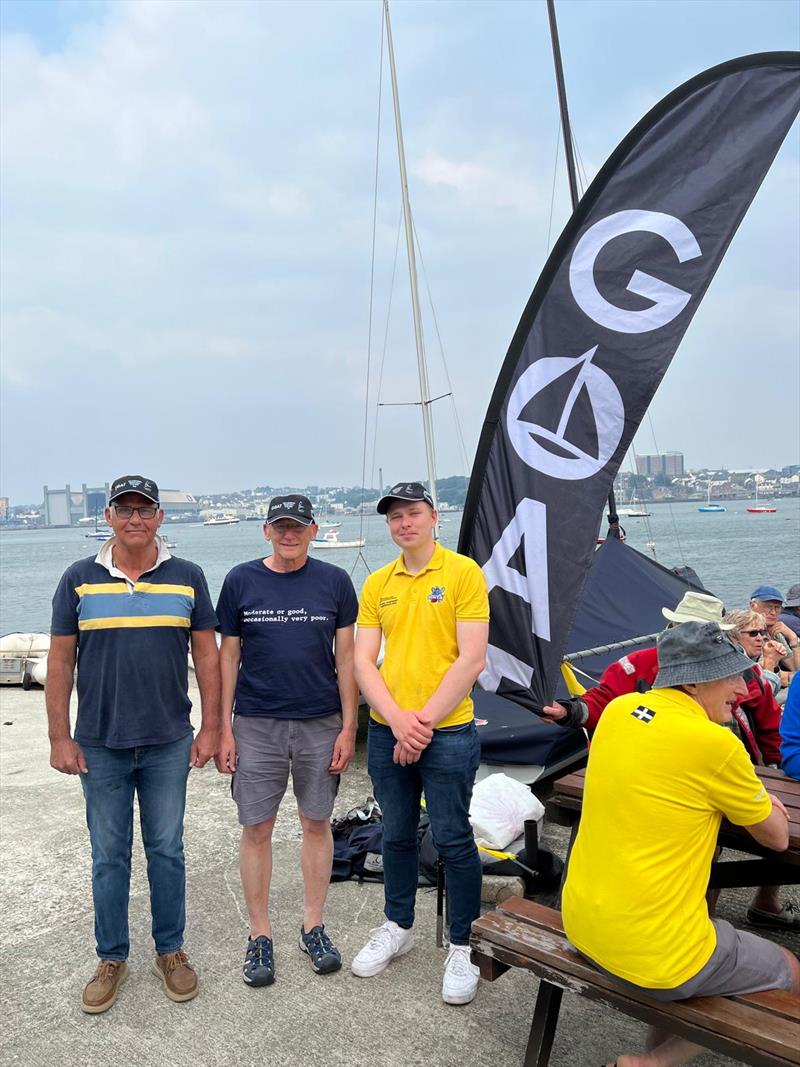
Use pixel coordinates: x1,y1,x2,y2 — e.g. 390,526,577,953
266,494,315,525
377,481,435,515
108,475,159,505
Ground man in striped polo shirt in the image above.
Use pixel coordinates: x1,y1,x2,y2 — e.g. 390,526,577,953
46,475,221,1014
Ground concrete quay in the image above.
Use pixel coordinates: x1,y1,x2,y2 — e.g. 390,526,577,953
1,681,796,1067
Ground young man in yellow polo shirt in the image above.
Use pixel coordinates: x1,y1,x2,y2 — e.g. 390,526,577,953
351,482,489,1005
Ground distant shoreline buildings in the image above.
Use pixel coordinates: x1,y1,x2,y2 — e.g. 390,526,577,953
38,484,200,528
0,461,798,528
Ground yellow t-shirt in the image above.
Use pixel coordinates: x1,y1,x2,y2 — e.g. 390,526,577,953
562,688,772,989
357,543,489,729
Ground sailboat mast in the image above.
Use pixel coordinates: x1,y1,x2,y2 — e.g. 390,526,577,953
546,0,619,526
383,0,440,516
546,0,579,213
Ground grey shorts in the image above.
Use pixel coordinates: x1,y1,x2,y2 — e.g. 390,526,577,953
586,918,794,1000
232,712,342,825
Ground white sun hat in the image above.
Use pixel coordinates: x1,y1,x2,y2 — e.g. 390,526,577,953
661,591,735,630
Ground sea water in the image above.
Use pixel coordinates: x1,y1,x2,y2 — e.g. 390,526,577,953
0,498,797,635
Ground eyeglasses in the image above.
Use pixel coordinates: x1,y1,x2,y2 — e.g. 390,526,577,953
270,522,307,535
113,505,159,519
740,629,767,638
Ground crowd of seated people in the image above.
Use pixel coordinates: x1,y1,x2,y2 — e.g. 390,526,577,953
542,584,800,930
561,621,798,1067
748,585,800,703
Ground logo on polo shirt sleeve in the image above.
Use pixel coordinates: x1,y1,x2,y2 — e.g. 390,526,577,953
631,705,656,723
427,586,446,604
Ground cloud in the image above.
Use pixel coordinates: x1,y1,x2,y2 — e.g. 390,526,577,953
1,0,798,501
411,152,542,216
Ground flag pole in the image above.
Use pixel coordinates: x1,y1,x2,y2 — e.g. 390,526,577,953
546,0,620,531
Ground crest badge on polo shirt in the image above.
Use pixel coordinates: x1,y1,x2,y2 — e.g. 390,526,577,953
631,706,656,723
428,586,445,605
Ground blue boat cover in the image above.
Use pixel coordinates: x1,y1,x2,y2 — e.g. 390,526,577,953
475,689,587,767
562,535,707,689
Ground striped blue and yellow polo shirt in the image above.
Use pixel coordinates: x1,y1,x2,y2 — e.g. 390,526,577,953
51,541,217,749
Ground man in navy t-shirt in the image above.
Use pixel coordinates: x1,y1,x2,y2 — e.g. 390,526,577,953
46,474,221,1014
215,494,359,985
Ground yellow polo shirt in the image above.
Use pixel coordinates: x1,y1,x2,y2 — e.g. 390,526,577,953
358,543,489,729
562,688,772,989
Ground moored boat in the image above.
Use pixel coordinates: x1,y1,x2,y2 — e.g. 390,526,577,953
746,484,777,513
698,482,726,512
310,530,365,550
203,513,240,526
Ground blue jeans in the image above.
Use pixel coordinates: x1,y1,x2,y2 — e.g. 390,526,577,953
367,720,482,945
80,733,192,960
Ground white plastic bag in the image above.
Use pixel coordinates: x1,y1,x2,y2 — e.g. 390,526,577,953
469,773,545,850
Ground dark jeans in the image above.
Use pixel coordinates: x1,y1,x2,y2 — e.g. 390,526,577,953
367,720,482,945
80,733,192,960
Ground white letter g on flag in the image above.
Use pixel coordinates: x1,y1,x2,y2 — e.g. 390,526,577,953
569,209,702,334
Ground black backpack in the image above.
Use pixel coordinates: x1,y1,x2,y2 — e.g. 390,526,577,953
331,821,385,883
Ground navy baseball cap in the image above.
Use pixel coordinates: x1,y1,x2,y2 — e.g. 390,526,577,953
377,481,435,514
266,495,315,525
750,585,784,604
108,475,159,504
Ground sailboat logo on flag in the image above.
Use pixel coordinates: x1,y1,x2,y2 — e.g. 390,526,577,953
506,345,624,480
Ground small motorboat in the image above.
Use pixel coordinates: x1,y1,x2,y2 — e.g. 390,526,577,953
310,530,365,550
203,513,240,526
697,504,726,513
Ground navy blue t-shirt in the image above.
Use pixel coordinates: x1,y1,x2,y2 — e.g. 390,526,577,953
215,556,358,719
50,554,218,748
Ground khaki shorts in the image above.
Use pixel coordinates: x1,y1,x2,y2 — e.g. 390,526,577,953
232,712,342,825
585,918,793,1000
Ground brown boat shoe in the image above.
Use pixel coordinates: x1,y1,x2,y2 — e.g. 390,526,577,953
151,949,198,1002
81,959,128,1014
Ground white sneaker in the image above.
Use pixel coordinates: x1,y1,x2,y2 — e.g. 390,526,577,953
351,921,414,977
442,944,479,1005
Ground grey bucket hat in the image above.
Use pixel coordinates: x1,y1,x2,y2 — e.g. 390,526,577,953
653,621,754,689
784,583,800,608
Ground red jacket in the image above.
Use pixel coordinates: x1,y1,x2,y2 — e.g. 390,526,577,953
581,647,658,730
582,647,782,765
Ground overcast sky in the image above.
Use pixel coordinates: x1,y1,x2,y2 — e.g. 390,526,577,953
1,0,798,503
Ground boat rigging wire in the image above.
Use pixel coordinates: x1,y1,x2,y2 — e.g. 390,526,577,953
544,113,562,256
353,2,386,580
368,209,403,496
624,440,658,559
644,409,687,566
571,130,591,196
411,218,471,480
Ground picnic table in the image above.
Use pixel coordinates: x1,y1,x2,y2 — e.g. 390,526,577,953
470,765,800,1066
547,764,800,888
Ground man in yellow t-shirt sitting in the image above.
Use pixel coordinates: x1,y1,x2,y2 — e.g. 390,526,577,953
563,621,799,1067
351,482,489,1006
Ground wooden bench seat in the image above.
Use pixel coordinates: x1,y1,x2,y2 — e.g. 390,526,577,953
470,897,799,1067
